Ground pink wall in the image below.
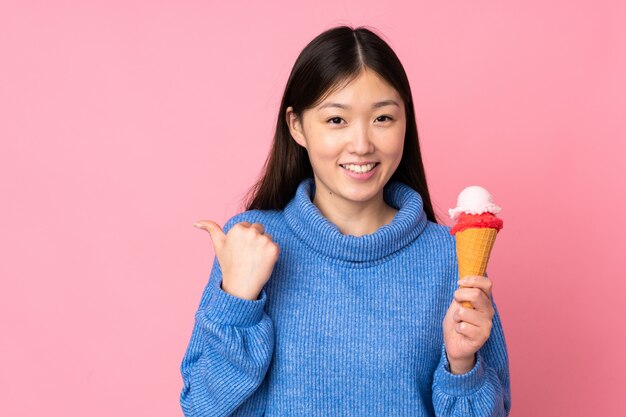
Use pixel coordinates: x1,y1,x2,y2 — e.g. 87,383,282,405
2,1,624,416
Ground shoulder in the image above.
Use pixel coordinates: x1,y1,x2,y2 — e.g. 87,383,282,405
423,220,454,240
417,221,458,281
420,220,456,252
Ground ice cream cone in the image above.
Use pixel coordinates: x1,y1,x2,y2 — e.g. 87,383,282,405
449,185,503,309
455,227,498,308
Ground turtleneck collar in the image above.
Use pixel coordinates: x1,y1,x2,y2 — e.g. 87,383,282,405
283,177,429,263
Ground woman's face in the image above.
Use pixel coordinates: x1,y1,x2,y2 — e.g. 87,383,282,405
286,68,406,208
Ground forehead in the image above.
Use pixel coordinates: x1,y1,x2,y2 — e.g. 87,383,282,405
314,70,402,111
317,99,401,112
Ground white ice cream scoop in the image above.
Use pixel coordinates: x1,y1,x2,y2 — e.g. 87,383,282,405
448,185,501,221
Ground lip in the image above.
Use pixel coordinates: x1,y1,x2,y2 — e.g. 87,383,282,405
339,161,378,166
340,162,380,181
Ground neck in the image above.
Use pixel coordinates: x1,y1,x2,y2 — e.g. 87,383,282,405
312,185,398,237
283,177,428,262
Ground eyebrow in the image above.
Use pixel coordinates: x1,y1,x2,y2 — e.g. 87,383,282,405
317,99,400,110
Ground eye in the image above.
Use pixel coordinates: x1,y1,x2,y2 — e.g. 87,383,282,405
376,115,393,122
326,117,344,125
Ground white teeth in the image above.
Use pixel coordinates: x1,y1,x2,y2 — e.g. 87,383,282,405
342,163,376,173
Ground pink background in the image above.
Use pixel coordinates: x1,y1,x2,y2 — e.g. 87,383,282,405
1,1,625,416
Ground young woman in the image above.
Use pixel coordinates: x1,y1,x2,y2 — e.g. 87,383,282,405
180,25,511,416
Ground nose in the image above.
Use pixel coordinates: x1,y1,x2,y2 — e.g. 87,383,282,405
348,122,374,155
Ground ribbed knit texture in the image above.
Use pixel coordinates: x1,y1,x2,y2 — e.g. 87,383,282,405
180,177,511,416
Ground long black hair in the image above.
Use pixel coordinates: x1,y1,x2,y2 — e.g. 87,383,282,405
242,25,438,224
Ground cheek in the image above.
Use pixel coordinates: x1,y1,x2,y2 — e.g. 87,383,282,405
310,135,342,161
379,133,405,161
392,126,406,158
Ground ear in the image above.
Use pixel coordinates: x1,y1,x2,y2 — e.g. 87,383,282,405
286,106,307,149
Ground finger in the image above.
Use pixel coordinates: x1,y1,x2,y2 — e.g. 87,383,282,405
455,306,492,328
458,275,493,300
454,287,493,313
249,222,265,234
233,221,264,234
454,320,483,341
193,220,226,249
454,288,492,313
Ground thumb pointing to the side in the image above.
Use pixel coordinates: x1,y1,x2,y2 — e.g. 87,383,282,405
193,220,226,252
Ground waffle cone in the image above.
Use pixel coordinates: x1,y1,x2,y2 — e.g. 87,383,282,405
455,227,498,308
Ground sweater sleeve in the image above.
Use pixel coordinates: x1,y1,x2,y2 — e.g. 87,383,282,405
179,218,275,417
431,296,511,416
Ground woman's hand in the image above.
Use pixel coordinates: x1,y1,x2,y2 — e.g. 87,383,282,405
193,220,280,301
442,275,495,374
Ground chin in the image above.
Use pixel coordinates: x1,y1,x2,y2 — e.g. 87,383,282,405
341,187,383,202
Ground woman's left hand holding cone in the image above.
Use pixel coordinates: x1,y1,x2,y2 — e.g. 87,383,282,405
442,275,495,374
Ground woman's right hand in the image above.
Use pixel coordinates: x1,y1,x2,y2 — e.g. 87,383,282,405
193,220,280,301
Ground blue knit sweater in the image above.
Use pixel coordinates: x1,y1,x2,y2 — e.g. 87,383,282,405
180,177,511,416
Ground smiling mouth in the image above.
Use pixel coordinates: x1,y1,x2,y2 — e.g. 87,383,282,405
339,162,379,173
